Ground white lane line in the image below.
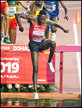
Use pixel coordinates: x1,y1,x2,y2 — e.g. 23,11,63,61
73,21,81,94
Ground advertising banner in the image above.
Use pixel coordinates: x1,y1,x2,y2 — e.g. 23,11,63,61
1,45,55,84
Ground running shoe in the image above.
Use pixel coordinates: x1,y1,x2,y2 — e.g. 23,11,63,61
4,37,11,44
47,61,55,72
34,92,39,99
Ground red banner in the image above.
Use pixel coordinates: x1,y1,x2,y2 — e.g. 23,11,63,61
1,45,55,84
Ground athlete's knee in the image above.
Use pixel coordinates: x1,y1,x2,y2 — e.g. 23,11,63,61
1,15,5,21
1,14,4,18
52,26,57,32
4,9,9,20
51,41,56,47
4,14,9,24
49,40,56,48
4,14,9,20
33,64,38,73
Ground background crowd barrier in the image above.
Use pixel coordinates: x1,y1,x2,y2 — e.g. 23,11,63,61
1,44,81,93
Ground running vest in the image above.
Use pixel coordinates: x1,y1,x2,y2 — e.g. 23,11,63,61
7,1,18,19
43,1,60,16
30,17,47,42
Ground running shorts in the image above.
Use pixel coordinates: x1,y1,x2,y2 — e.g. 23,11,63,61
29,40,45,52
49,14,59,20
9,18,17,30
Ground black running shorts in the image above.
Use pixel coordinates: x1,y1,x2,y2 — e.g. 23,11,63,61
29,40,45,52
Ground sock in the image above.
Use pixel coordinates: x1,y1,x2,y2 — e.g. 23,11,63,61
51,32,56,41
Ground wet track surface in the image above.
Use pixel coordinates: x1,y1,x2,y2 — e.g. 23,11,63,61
1,98,81,107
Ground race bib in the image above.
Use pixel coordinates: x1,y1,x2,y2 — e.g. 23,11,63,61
32,28,45,41
44,3,56,11
9,7,16,17
33,27,45,36
33,31,44,36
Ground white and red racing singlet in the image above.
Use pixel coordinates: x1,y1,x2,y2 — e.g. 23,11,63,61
29,18,47,42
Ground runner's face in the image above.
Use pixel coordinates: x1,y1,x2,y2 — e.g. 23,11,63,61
35,1,42,7
38,15,46,25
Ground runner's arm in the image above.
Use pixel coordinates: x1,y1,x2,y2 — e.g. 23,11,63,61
17,1,28,10
17,1,31,14
15,13,27,27
60,1,69,20
46,19,69,33
15,13,36,32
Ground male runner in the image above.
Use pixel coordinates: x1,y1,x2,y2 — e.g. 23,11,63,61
0,0,11,44
15,10,69,99
7,0,28,43
43,0,69,40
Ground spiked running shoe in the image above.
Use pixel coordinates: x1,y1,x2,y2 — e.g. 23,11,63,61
4,37,11,44
34,92,39,99
47,61,55,72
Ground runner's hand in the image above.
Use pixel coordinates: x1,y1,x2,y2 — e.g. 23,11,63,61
1,13,4,17
19,25,24,32
64,15,69,21
24,7,30,14
64,29,69,33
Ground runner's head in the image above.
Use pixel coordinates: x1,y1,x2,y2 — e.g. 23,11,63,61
35,1,43,7
38,10,46,25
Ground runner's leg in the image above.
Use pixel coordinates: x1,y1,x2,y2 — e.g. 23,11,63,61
2,7,11,44
31,52,39,92
31,51,39,99
42,39,56,72
1,14,5,34
0,14,5,40
3,7,10,38
9,28,16,43
45,12,50,39
43,39,56,63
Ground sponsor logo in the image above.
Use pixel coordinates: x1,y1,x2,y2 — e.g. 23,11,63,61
13,46,30,51
1,45,30,51
33,31,44,35
34,27,45,32
1,46,10,50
